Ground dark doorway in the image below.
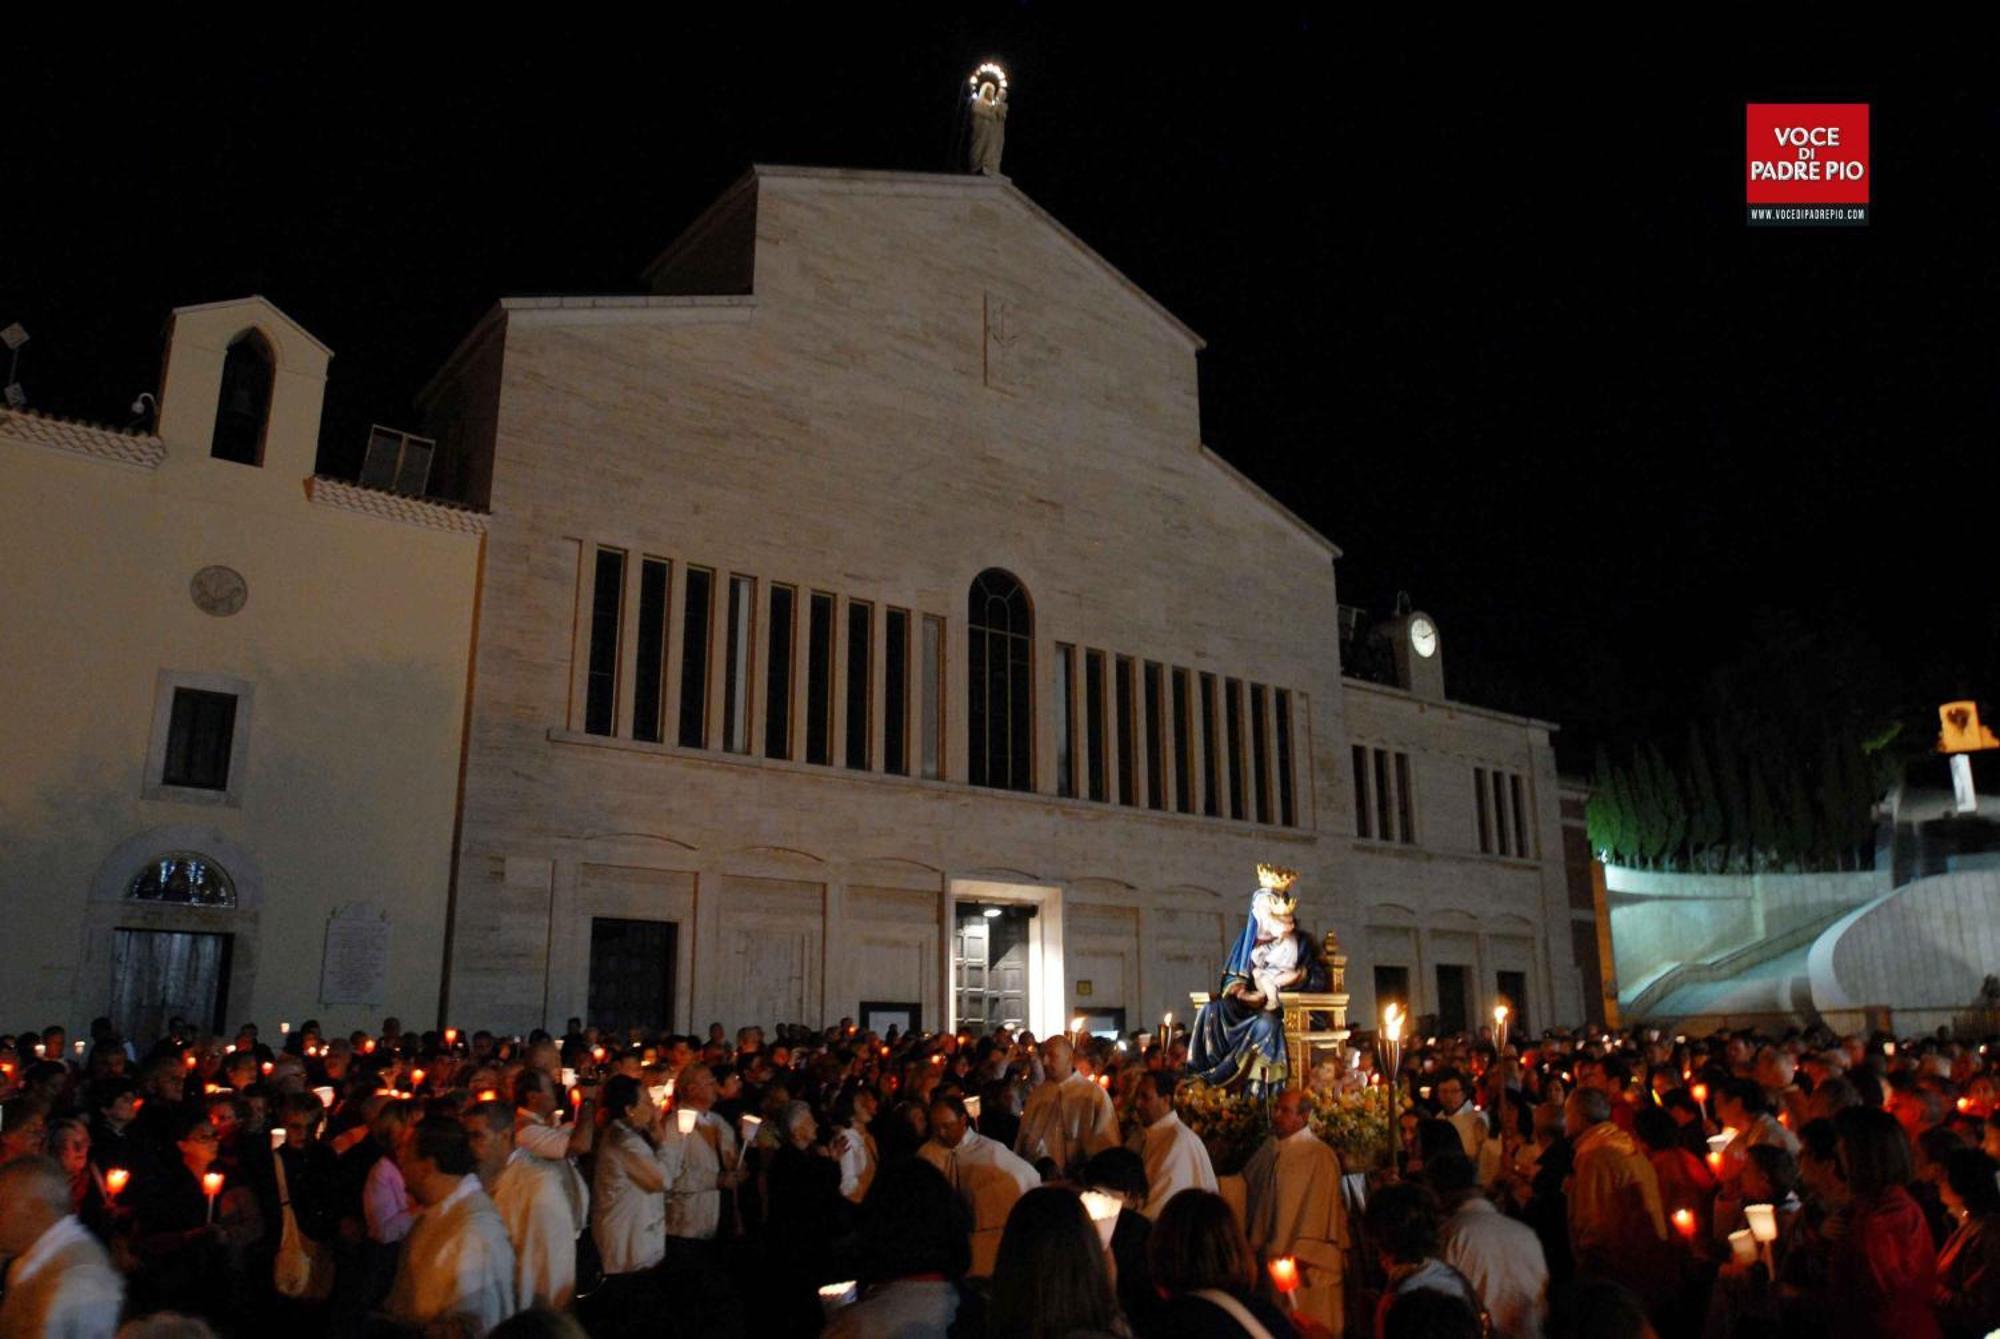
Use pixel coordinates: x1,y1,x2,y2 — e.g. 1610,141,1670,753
588,917,677,1037
111,929,232,1046
953,904,1030,1033
1435,963,1469,1035
1496,969,1529,1038
1373,964,1410,1016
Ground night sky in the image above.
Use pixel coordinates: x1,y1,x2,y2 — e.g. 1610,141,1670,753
12,18,1997,766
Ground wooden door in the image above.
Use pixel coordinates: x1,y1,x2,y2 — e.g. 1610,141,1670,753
110,929,232,1046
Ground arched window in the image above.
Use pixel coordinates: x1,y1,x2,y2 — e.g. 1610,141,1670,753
967,568,1033,791
210,330,274,465
128,852,237,907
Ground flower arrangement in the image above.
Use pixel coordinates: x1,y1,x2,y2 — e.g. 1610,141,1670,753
1174,1080,1390,1174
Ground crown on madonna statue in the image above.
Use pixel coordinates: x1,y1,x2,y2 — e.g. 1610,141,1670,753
1255,863,1299,914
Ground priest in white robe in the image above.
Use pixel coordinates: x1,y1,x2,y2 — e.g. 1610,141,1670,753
656,1063,739,1241
1014,1038,1119,1176
0,1157,123,1339
1134,1073,1216,1219
1243,1089,1347,1336
389,1115,518,1335
920,1093,1039,1276
465,1098,585,1312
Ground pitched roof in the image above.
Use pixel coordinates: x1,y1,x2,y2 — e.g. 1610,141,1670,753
306,476,488,534
0,406,165,469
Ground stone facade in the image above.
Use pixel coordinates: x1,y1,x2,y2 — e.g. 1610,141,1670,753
0,298,483,1039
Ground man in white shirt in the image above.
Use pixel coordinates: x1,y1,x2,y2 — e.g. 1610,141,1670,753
1243,1089,1347,1336
656,1063,740,1241
1436,1071,1494,1183
466,1099,583,1312
1133,1073,1216,1218
831,1087,879,1204
389,1115,518,1334
0,1156,122,1339
1014,1037,1119,1176
1433,1152,1547,1339
920,1094,1039,1276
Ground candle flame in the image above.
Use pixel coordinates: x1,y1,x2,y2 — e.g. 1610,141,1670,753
1268,1256,1301,1293
105,1168,130,1196
203,1172,225,1195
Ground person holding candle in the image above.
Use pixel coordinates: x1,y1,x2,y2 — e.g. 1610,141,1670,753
129,1111,257,1326
1144,1187,1300,1336
0,1155,124,1339
466,1099,582,1314
1933,1146,2000,1338
1014,1036,1119,1178
1241,1087,1346,1332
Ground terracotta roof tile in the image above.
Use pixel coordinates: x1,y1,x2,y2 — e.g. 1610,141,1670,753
305,476,488,534
0,406,165,469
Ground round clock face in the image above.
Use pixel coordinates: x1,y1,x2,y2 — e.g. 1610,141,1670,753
1409,615,1438,659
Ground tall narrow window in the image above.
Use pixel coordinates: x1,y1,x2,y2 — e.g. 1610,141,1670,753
1143,662,1166,811
584,547,625,737
1224,679,1246,820
765,584,795,760
845,601,873,771
1055,643,1077,798
678,567,713,748
1511,773,1530,856
632,559,670,743
162,690,239,790
1250,683,1272,824
1474,767,1492,852
1085,651,1108,801
806,592,834,765
921,615,944,780
1115,656,1137,806
1353,745,1374,838
1491,769,1510,855
723,575,755,754
1200,673,1220,817
884,609,910,775
1374,748,1393,840
1274,688,1295,826
210,330,274,466
1172,668,1194,814
966,570,1033,791
1395,751,1414,843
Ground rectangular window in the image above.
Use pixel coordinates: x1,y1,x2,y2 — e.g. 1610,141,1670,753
678,567,713,748
920,615,943,780
1374,747,1393,841
1474,767,1492,852
765,584,795,760
1492,769,1511,855
1273,688,1295,827
1055,644,1077,798
1085,651,1108,801
884,609,909,776
632,558,669,743
1352,745,1373,838
1395,751,1414,843
162,689,238,790
1143,662,1166,811
1115,656,1137,806
1250,683,1272,824
805,591,834,766
723,575,756,754
1511,773,1530,857
583,547,625,737
845,601,872,771
1224,678,1245,820
1200,673,1220,817
1172,668,1193,814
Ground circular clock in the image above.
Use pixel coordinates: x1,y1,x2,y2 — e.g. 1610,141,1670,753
1409,614,1438,659
190,565,248,617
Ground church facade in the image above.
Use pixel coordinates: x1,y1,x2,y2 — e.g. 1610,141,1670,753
421,166,1588,1042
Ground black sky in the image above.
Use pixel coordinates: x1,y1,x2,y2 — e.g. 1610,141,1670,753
11,17,1998,766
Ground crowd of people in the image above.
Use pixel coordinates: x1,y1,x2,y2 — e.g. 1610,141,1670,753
0,1010,1997,1339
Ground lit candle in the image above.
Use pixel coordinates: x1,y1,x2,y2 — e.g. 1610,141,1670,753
104,1168,130,1199
1707,1150,1725,1172
313,1086,335,1108
410,1069,425,1088
677,1108,699,1135
570,1087,584,1110
74,1040,85,1056
261,1062,274,1076
1672,1208,1696,1239
1727,1228,1756,1265
363,1039,376,1054
445,1028,459,1046
1081,1189,1121,1248
183,1052,199,1069
1690,1082,1709,1105
1071,1016,1086,1047
280,1022,290,1035
478,1089,498,1103
817,1281,859,1312
1959,1097,1974,1113
1745,1203,1778,1244
1493,1003,1509,1037
965,1095,982,1121
592,1046,606,1064
740,1113,763,1144
1884,1041,1896,1057
203,1171,224,1222
270,1129,286,1150
1268,1256,1301,1306
33,1043,45,1058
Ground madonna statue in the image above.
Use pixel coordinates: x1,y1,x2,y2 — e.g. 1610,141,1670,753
1187,864,1329,1096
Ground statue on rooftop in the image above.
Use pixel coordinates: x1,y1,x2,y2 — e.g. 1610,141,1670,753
968,64,1008,177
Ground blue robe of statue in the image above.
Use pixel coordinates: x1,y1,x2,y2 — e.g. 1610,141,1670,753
1187,908,1328,1096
